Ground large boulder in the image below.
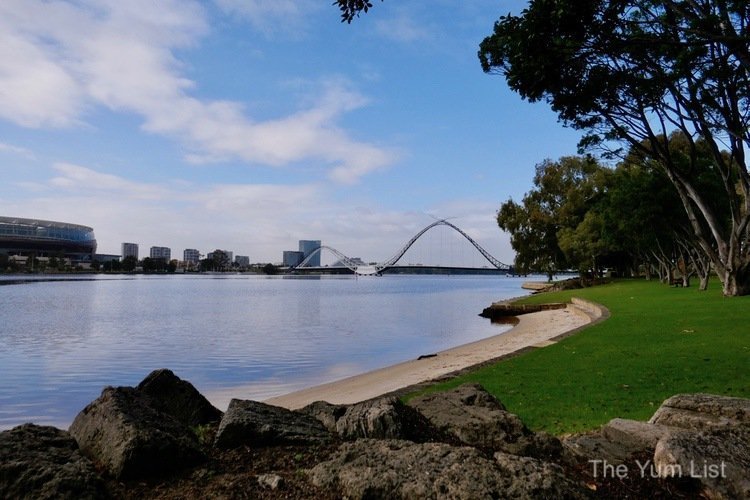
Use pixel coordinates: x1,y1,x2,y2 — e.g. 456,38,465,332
0,424,106,500
408,383,562,459
654,426,750,499
136,368,223,427
307,439,590,499
214,399,331,449
335,396,436,441
601,418,676,451
649,393,750,430
297,400,347,434
564,418,677,465
69,386,205,480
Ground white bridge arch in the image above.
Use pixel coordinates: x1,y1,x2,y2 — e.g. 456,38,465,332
290,219,511,276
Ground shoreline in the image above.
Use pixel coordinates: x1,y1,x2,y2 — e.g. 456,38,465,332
266,298,606,409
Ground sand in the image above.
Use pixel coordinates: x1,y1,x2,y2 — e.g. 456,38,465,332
266,300,603,410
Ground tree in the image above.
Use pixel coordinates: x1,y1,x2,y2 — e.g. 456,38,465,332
262,263,278,275
498,156,610,280
121,255,137,272
479,0,750,295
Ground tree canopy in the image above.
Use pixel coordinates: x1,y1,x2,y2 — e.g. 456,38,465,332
480,0,750,295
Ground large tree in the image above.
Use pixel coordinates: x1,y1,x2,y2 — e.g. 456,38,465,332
479,0,750,295
498,156,611,279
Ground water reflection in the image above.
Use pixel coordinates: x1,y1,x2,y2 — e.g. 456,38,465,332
0,274,529,429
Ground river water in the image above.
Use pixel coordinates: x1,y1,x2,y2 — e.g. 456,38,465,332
0,274,530,429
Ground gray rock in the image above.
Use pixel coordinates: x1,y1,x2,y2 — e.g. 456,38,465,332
136,368,223,427
494,451,591,499
408,383,561,459
214,399,331,449
654,426,750,499
257,473,284,490
0,424,106,500
601,418,676,451
297,400,347,433
69,386,205,480
308,439,590,499
335,396,433,441
562,431,643,465
649,393,750,430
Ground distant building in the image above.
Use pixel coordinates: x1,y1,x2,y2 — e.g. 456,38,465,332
122,242,138,261
150,246,171,261
0,216,97,264
283,250,304,267
333,257,365,267
183,248,200,264
298,240,321,267
95,253,120,263
235,255,250,267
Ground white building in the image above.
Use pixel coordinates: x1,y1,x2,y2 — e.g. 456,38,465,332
183,248,200,264
121,242,138,261
150,246,171,261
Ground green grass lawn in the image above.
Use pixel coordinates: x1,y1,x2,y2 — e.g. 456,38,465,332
410,279,750,435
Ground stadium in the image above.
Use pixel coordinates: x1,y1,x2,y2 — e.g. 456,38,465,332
0,216,97,263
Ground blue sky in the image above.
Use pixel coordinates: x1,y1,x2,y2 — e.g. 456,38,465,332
0,0,583,263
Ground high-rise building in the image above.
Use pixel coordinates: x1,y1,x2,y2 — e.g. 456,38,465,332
121,242,138,261
150,246,171,261
283,250,304,267
298,240,321,267
235,255,250,267
183,248,200,264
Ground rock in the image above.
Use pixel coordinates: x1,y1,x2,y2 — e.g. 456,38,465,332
335,396,434,441
479,302,566,319
649,393,750,430
654,426,750,499
562,431,644,465
564,418,679,466
408,383,562,459
136,368,223,427
257,473,284,490
214,399,331,449
0,424,106,500
601,418,676,451
297,400,347,434
494,451,592,499
308,439,590,499
69,386,205,480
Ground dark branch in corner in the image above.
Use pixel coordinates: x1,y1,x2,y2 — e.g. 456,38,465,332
335,0,382,23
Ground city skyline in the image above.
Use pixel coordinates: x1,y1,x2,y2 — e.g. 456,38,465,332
0,1,583,262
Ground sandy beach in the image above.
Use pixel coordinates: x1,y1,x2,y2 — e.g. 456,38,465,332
266,298,604,409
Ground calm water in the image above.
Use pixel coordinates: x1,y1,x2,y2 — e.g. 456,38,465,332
0,274,530,429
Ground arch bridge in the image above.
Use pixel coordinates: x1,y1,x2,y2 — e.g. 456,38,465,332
289,219,511,276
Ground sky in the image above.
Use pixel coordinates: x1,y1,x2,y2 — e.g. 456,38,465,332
0,0,584,264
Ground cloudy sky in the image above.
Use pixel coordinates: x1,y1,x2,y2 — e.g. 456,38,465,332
0,0,582,264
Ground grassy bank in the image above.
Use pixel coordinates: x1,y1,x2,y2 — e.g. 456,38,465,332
412,279,750,435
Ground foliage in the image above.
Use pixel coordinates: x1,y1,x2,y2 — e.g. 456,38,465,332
410,279,750,434
121,255,137,272
479,0,750,294
262,263,278,275
498,156,612,278
335,0,382,23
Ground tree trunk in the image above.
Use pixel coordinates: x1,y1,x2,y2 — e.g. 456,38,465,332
721,266,750,296
699,273,709,291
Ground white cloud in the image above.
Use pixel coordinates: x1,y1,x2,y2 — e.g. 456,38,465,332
213,0,312,36
375,9,433,43
50,163,170,200
0,0,395,183
0,142,35,159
